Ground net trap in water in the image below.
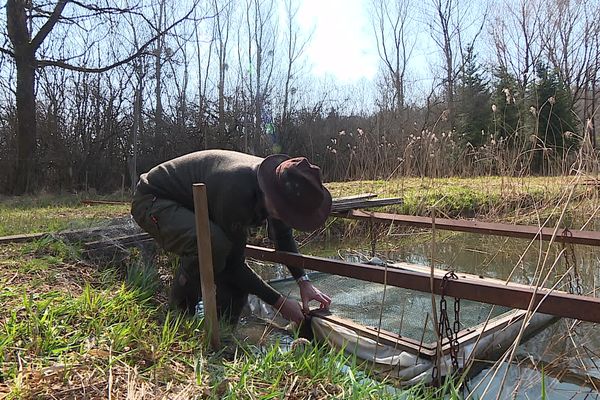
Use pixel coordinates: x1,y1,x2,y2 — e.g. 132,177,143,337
245,244,600,387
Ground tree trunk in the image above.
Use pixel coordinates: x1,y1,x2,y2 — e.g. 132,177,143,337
154,0,165,132
129,72,143,193
7,0,37,194
13,52,37,194
218,48,225,136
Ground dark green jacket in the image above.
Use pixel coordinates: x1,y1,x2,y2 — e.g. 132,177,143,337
136,149,306,304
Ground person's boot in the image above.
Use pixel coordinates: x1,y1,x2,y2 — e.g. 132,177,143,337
169,256,201,315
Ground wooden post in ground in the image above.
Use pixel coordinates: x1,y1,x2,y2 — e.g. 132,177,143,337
192,183,220,349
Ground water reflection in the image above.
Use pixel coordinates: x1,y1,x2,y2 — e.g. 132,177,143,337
388,232,599,293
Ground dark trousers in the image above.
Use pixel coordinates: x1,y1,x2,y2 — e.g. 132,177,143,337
131,192,248,325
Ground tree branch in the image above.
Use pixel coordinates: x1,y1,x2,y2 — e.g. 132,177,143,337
31,0,69,50
0,47,15,58
37,3,199,73
69,0,141,15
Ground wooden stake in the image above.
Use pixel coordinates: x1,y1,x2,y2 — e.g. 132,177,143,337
192,183,220,349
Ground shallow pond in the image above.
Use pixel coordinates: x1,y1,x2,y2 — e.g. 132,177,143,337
243,229,600,398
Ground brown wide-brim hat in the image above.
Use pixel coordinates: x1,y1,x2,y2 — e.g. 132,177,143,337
258,154,332,231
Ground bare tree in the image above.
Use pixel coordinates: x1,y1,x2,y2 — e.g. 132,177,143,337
428,0,486,129
370,0,415,114
192,5,215,148
490,0,543,93
542,0,589,102
124,12,150,193
541,0,600,145
241,0,277,154
280,0,311,132
154,0,167,130
213,0,233,137
2,0,196,194
430,0,457,128
168,24,193,131
588,8,600,147
4,0,66,194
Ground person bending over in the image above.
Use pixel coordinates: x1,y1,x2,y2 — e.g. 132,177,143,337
131,149,332,325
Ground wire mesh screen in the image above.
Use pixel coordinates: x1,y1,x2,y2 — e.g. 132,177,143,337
272,273,512,343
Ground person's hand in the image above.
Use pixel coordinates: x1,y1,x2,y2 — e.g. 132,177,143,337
274,295,305,324
298,280,331,312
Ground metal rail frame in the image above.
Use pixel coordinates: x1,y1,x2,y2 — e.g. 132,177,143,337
245,245,600,323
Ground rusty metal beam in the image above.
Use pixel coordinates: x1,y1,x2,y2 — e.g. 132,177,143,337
334,209,600,247
245,245,600,323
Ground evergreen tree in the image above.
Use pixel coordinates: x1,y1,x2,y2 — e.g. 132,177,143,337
455,46,493,147
490,67,523,142
527,62,578,173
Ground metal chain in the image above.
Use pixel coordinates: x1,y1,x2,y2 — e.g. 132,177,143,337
432,271,461,383
453,292,461,361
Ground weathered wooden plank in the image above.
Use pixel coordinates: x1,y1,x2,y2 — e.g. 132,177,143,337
331,197,403,212
331,193,377,203
0,226,117,245
0,232,47,244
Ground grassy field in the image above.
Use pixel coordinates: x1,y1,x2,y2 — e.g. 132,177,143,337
1,175,596,399
327,175,599,222
0,195,129,237
1,175,597,237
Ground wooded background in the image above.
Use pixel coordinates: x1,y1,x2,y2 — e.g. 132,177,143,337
1,0,598,195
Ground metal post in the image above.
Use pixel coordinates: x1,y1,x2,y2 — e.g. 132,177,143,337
192,183,220,349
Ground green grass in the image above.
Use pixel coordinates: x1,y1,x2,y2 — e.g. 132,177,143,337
0,238,197,398
216,343,394,399
0,194,129,236
326,175,597,224
1,237,444,398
